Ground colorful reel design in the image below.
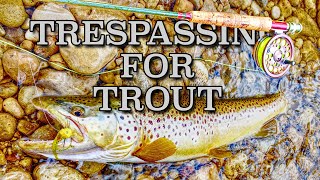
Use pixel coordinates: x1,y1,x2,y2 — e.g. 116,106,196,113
253,34,294,78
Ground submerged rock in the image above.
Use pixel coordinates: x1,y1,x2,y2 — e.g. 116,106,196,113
2,49,41,85
278,0,292,18
292,9,320,37
32,3,76,21
229,0,252,10
200,0,218,11
69,4,127,22
271,161,299,179
183,60,209,86
124,70,157,94
289,0,300,6
0,113,17,141
173,0,194,12
0,82,18,98
59,28,119,75
17,119,39,136
79,162,106,176
271,6,281,19
188,163,219,179
18,86,44,115
304,0,317,18
37,69,99,96
0,150,6,165
251,1,262,16
33,163,85,179
224,153,249,179
0,0,28,28
30,125,57,140
3,168,32,180
3,97,25,119
4,27,25,44
256,0,268,7
300,41,320,64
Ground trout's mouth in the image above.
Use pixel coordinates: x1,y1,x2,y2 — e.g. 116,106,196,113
18,97,91,156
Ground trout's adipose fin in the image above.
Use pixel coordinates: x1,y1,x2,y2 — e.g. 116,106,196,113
254,119,278,138
132,138,177,162
208,145,233,158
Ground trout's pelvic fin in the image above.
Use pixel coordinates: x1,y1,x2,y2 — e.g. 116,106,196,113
254,119,278,138
132,138,176,162
208,145,233,159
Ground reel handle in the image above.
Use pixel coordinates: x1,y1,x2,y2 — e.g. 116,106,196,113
283,60,295,65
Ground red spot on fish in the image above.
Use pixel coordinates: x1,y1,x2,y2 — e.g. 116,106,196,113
127,136,131,140
134,127,137,131
149,120,153,125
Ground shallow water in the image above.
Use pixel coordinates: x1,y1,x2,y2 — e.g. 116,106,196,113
0,1,319,179
78,41,320,179
1,35,319,180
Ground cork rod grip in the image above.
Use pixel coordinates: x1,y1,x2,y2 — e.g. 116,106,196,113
190,11,273,31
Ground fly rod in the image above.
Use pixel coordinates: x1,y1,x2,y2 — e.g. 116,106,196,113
36,0,302,78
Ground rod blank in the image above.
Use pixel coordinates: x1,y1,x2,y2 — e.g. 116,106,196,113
37,0,301,33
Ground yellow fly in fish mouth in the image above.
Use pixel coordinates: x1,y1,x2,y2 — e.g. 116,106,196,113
18,93,287,163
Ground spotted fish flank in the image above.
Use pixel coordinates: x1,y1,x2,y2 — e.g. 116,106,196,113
18,93,287,163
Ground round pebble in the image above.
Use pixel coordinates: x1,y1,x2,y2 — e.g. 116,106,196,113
271,6,281,19
3,97,25,119
0,113,17,141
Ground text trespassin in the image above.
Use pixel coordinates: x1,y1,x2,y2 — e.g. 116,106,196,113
30,20,265,46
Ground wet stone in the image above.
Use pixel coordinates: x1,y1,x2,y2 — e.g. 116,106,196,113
0,0,28,28
3,168,32,180
33,163,85,179
2,49,41,85
3,97,25,119
17,120,39,136
0,150,6,165
0,113,17,141
30,125,57,140
37,69,99,96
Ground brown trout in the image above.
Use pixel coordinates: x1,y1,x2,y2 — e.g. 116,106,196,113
18,93,287,163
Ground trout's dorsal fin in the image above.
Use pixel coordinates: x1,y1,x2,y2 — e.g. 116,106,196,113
254,119,278,138
132,138,176,162
208,145,233,158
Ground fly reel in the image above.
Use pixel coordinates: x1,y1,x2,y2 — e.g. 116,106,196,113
253,33,295,78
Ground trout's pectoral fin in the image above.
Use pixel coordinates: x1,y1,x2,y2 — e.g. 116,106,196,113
208,145,233,159
254,119,278,138
132,138,176,162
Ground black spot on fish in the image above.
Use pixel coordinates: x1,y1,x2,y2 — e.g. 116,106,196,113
120,115,124,120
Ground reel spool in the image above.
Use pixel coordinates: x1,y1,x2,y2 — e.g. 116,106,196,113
253,34,295,78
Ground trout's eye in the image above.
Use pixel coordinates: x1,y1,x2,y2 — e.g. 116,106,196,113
71,106,85,117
